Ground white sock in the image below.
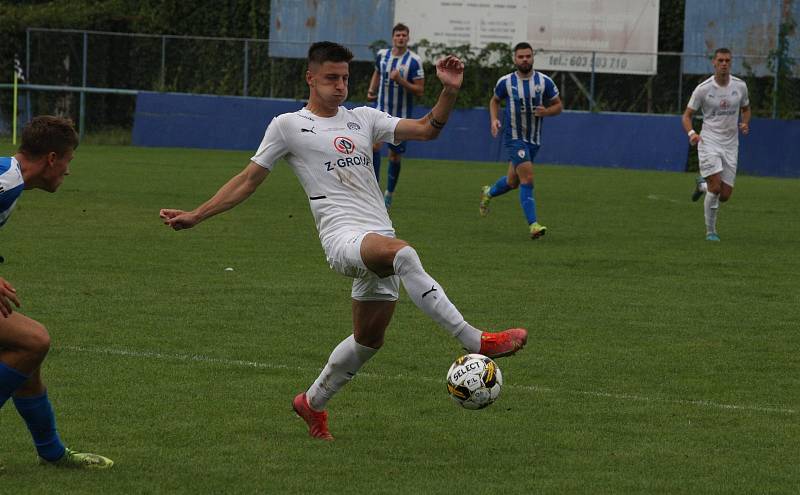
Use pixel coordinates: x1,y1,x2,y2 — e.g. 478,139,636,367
704,192,720,234
393,246,482,352
699,181,708,193
306,335,378,411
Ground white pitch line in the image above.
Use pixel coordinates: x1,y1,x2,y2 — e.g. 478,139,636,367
57,345,796,415
647,194,681,204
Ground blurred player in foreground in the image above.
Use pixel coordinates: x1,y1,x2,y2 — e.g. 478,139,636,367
160,41,527,441
479,42,562,239
366,23,425,209
0,116,113,469
683,47,750,241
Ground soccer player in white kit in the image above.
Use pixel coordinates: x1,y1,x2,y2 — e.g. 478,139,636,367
160,42,527,441
682,48,751,241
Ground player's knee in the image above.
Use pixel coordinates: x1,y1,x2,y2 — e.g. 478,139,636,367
391,243,421,276
387,240,411,262
25,322,51,359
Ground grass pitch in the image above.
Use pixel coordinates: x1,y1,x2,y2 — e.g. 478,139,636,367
0,142,798,494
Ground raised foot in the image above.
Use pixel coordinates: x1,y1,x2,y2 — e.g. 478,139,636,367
529,222,547,239
478,328,528,358
479,185,491,217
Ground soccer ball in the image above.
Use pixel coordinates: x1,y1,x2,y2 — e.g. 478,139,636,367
446,353,503,410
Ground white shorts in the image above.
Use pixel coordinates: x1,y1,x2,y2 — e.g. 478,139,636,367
322,229,400,302
698,143,738,186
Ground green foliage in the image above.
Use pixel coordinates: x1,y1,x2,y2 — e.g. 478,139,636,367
0,142,799,493
413,40,513,108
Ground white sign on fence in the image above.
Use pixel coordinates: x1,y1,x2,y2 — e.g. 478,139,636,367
395,0,660,75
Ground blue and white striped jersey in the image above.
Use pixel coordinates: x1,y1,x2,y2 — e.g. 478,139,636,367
0,157,25,228
374,48,424,118
495,71,559,145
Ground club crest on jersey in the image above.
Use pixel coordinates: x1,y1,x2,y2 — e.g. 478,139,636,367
334,136,356,154
347,122,361,131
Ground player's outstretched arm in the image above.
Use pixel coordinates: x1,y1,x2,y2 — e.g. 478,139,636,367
160,162,270,231
0,277,20,317
394,56,464,142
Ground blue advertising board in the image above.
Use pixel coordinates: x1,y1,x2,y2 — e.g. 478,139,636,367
269,0,394,61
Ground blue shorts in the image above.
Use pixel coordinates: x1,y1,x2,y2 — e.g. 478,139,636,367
387,141,407,154
505,140,540,166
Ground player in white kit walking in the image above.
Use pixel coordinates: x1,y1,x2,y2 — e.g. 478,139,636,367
682,48,751,241
160,42,527,441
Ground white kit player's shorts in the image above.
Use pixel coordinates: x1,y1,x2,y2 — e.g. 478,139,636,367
322,229,400,302
698,141,738,186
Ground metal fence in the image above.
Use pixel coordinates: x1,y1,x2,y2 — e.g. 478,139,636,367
1,28,797,138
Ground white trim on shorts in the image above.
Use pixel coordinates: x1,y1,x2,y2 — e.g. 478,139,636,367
322,229,400,302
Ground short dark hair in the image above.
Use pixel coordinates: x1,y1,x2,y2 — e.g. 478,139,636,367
393,23,410,35
18,115,79,158
714,47,732,57
308,41,354,65
513,42,533,53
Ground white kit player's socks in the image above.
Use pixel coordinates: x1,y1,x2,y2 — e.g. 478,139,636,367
393,246,482,352
307,335,378,411
704,192,720,234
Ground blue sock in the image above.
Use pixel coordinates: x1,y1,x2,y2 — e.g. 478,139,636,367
519,183,537,224
372,151,381,183
489,176,512,197
13,392,66,462
0,361,29,410
387,160,401,193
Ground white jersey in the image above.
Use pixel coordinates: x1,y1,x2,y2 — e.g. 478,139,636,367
251,106,401,244
687,76,749,149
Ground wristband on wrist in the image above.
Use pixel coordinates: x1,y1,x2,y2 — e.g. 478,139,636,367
688,129,697,137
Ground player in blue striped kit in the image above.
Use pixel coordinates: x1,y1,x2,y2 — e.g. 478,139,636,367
479,42,562,239
367,23,425,209
1,116,113,469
